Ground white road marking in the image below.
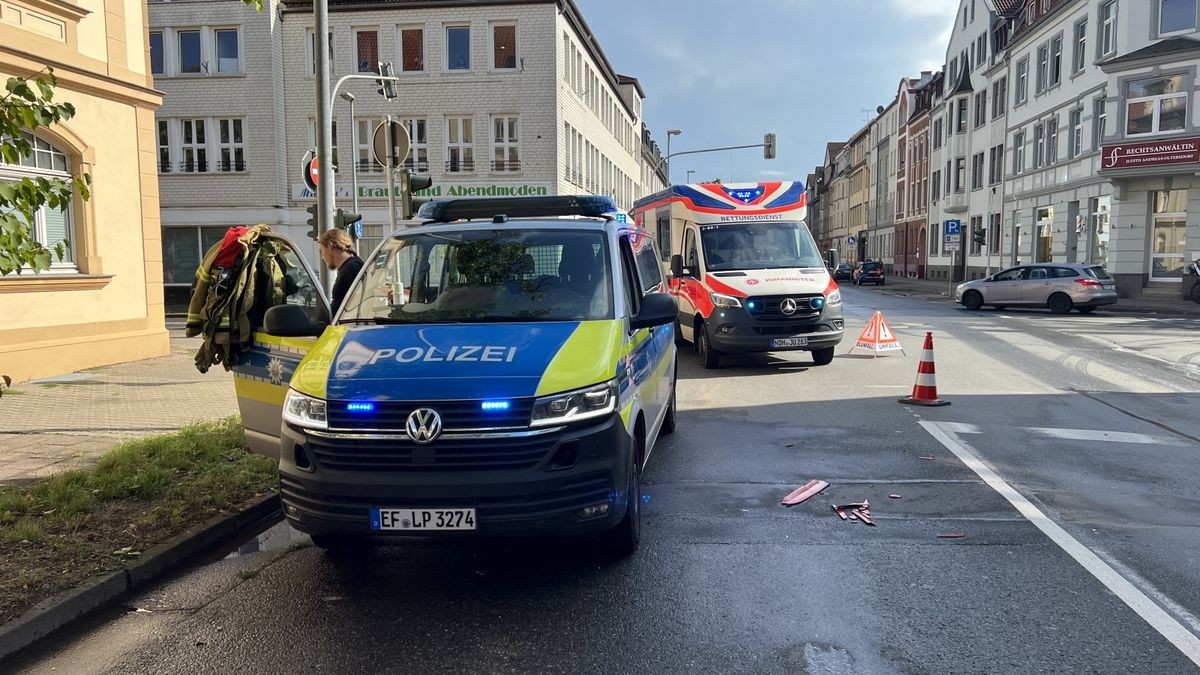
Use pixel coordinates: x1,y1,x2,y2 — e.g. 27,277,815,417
940,422,981,434
920,420,1200,667
1022,427,1168,445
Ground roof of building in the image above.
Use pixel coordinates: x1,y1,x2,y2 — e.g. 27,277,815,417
1103,37,1200,66
616,74,646,98
990,0,1024,17
949,62,973,96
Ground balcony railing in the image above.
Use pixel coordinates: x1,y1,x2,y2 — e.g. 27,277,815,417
491,159,521,173
445,158,475,173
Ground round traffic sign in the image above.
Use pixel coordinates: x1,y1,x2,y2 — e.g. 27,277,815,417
373,120,411,168
309,157,320,187
847,236,857,245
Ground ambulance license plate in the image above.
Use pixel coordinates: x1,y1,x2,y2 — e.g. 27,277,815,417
371,508,476,531
772,337,808,348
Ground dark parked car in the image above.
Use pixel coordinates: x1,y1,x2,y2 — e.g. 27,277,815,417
831,263,853,282
853,261,885,286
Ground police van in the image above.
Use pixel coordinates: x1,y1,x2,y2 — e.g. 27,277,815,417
631,182,843,369
229,196,677,555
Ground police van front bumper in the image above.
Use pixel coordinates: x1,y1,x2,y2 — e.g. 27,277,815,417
278,412,634,539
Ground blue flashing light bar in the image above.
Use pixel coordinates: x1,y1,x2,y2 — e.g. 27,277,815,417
418,195,619,222
346,402,376,413
481,400,512,412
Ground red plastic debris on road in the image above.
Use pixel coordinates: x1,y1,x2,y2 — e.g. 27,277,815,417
781,480,829,506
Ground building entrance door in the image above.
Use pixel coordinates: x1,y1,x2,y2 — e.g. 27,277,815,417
1150,190,1187,282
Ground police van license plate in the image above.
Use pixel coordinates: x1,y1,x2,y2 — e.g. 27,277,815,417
371,508,476,531
772,337,808,348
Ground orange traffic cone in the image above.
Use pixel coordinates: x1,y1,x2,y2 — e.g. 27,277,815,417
899,332,950,407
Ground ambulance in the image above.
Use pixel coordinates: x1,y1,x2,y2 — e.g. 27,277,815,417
631,182,844,369
223,196,677,556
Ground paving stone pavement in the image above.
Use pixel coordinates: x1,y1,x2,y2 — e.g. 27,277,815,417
0,324,239,485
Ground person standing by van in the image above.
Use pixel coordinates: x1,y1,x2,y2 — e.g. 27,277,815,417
318,229,364,316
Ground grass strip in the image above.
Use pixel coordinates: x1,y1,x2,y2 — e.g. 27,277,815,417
0,416,276,625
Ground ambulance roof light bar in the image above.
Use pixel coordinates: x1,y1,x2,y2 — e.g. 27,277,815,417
418,196,619,223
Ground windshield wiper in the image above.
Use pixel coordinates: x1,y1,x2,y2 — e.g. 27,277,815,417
337,317,381,325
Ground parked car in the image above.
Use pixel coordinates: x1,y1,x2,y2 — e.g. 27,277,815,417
831,263,853,282
955,263,1117,314
853,261,885,286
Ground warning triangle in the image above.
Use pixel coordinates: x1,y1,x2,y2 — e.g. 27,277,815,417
850,311,906,357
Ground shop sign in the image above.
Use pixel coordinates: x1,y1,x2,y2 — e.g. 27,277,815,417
291,181,554,201
1100,137,1200,171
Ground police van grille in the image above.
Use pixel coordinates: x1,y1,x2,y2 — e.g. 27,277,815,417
327,399,534,431
305,433,558,472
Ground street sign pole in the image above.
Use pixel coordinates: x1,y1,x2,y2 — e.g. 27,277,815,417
346,96,359,245
314,0,334,289
385,115,398,233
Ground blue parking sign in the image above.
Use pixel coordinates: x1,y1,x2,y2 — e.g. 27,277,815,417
944,219,962,235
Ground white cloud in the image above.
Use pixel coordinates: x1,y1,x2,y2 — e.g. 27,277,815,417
758,169,789,177
887,0,960,17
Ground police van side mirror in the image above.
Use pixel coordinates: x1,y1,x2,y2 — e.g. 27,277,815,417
631,292,677,330
670,254,685,277
264,304,323,337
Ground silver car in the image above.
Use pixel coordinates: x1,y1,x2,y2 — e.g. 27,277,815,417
955,263,1118,314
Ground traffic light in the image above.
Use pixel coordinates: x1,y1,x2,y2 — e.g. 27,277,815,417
305,203,319,240
973,226,986,246
333,208,362,231
376,62,396,100
763,132,777,160
403,170,435,219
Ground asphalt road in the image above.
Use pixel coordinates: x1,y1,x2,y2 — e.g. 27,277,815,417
10,288,1200,674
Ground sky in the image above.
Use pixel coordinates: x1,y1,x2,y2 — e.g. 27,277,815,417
575,0,960,186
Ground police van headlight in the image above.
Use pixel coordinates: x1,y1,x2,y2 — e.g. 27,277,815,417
283,389,328,430
531,380,617,427
710,292,742,309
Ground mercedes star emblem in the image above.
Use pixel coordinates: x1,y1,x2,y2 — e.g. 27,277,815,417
405,408,443,444
780,298,798,316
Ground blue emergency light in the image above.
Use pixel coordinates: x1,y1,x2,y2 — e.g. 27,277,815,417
481,400,512,412
346,402,376,413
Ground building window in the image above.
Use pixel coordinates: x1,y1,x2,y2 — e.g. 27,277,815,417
931,222,940,256
215,28,240,74
931,170,941,203
956,98,968,133
150,31,164,75
971,152,985,190
988,213,1001,255
970,215,983,255
1049,34,1062,87
932,118,943,149
0,133,76,269
400,26,424,72
355,28,378,73
178,30,202,74
974,90,987,128
1046,115,1058,163
446,116,474,172
217,119,245,172
1036,44,1048,93
992,77,1007,119
1033,123,1045,168
1100,1,1117,56
1160,0,1198,35
988,144,1004,184
1069,108,1084,157
1072,19,1087,73
1093,97,1107,148
181,119,207,172
1013,130,1025,174
1016,58,1029,104
308,29,332,77
157,120,171,173
491,116,519,171
446,26,470,70
945,160,951,195
954,157,965,192
401,118,429,171
977,33,988,67
1126,74,1188,136
491,23,517,70
354,119,378,173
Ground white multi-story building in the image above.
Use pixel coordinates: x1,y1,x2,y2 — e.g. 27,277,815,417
869,96,899,270
150,0,657,313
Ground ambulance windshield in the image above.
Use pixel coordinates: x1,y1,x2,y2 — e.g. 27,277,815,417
338,229,614,324
699,221,824,272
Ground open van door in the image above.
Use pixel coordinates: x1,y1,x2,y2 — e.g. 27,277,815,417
230,234,330,457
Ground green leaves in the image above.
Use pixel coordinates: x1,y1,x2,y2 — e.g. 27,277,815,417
1,67,86,276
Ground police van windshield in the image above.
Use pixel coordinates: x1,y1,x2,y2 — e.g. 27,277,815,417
700,221,824,272
338,229,614,324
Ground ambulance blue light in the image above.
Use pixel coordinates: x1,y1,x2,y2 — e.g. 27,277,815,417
481,400,512,412
346,402,375,413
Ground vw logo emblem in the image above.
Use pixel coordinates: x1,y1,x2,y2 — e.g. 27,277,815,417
780,298,798,316
405,408,443,444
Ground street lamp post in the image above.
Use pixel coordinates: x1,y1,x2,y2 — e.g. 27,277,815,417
665,129,681,184
686,169,695,183
339,91,358,242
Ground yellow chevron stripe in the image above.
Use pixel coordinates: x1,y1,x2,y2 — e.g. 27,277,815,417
234,375,287,406
535,320,625,396
290,326,350,399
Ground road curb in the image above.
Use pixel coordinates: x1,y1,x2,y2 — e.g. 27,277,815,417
0,493,282,664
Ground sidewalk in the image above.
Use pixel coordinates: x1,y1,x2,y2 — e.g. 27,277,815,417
0,323,239,485
875,275,1200,316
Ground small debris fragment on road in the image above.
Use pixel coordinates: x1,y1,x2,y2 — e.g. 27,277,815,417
831,500,875,526
937,532,967,539
833,506,848,520
781,479,830,506
889,494,902,499
919,455,936,460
